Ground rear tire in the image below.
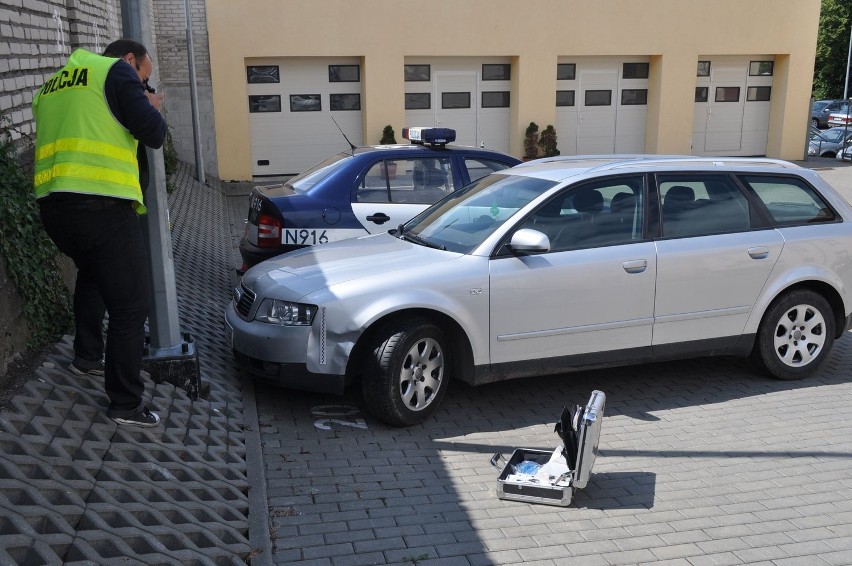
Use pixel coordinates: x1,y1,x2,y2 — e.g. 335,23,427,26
812,117,820,129
361,318,450,426
752,290,835,380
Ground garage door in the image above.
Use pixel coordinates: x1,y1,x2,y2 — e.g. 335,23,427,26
246,58,363,176
556,57,649,156
692,56,773,156
404,57,511,154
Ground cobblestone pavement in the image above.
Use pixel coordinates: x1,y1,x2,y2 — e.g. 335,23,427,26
0,164,260,565
1,158,852,565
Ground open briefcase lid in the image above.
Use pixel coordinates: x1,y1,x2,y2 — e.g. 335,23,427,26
572,389,606,489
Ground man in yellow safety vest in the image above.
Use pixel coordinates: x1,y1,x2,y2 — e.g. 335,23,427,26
33,38,167,427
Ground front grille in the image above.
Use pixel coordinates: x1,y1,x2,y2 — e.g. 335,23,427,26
234,282,256,318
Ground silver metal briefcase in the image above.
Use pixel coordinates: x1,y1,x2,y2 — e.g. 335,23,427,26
491,390,606,506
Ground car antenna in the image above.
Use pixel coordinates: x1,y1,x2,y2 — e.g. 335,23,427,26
331,116,357,151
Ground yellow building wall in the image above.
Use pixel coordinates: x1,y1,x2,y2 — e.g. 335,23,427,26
205,0,820,180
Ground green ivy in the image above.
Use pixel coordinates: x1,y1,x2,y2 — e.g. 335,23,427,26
0,117,73,346
164,127,178,176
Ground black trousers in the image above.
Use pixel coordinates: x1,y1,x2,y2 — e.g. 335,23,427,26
39,193,151,417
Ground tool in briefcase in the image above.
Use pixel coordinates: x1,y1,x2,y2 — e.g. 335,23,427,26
491,390,606,506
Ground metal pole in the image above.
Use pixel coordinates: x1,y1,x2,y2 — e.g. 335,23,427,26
120,0,201,398
183,0,205,184
845,23,852,100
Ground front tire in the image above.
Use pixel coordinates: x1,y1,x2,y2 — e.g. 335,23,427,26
752,290,835,380
361,318,450,426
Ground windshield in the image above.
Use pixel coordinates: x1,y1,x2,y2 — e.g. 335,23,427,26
814,129,848,144
402,173,557,253
286,153,352,193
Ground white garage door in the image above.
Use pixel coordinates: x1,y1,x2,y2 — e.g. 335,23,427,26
246,57,363,176
404,57,511,153
556,57,649,156
692,56,774,156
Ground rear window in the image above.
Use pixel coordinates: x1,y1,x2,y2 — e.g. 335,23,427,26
739,175,836,225
287,153,351,193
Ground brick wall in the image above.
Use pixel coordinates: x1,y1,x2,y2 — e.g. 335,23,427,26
152,0,218,178
0,0,220,374
0,0,122,375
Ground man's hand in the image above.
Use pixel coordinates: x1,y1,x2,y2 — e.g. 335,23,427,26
145,90,164,112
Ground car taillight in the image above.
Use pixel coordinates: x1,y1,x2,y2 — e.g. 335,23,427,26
257,213,281,248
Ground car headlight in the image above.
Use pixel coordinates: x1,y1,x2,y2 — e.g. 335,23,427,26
255,299,317,325
808,146,817,155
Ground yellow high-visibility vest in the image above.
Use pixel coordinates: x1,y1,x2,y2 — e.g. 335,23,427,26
32,49,145,214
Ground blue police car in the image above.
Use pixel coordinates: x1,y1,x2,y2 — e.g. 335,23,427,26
238,127,521,271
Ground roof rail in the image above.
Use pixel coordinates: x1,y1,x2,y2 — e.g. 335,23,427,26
584,156,801,173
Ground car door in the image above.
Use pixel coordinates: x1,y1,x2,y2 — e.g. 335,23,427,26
653,173,784,351
489,175,656,367
350,156,456,233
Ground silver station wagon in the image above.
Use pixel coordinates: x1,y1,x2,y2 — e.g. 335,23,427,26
226,156,852,426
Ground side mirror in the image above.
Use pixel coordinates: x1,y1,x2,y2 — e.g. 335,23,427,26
509,228,551,253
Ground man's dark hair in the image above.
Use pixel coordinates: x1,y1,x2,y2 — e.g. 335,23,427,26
103,38,148,59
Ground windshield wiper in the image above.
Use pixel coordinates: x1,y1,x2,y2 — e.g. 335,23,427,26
405,232,446,250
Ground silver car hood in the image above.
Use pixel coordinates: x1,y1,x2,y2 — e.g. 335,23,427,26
242,233,461,298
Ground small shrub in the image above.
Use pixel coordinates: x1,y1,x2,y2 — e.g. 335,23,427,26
523,122,540,160
380,125,397,144
539,124,559,157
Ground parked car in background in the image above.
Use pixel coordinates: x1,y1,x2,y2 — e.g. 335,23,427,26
827,108,852,128
226,155,852,426
812,99,847,129
835,142,852,161
238,127,521,272
807,126,852,157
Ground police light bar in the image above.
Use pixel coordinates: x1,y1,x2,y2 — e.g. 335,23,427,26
402,127,456,146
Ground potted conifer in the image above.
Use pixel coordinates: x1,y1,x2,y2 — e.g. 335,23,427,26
523,122,540,160
539,125,559,157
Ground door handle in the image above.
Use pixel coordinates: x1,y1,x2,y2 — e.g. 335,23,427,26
748,246,769,259
366,213,391,224
622,259,647,273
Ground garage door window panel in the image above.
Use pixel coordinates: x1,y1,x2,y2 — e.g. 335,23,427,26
738,175,837,225
482,91,510,108
715,87,740,102
247,65,279,84
623,63,649,79
330,93,361,111
482,64,511,81
585,90,612,106
289,95,321,112
405,93,430,110
556,90,575,107
557,64,576,80
328,65,360,82
404,65,430,82
621,89,647,105
249,95,281,113
695,87,708,103
747,87,771,102
442,92,471,109
749,61,774,76
659,175,752,238
697,61,711,77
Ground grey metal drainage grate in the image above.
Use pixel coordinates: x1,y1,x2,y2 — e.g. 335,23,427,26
0,164,256,565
